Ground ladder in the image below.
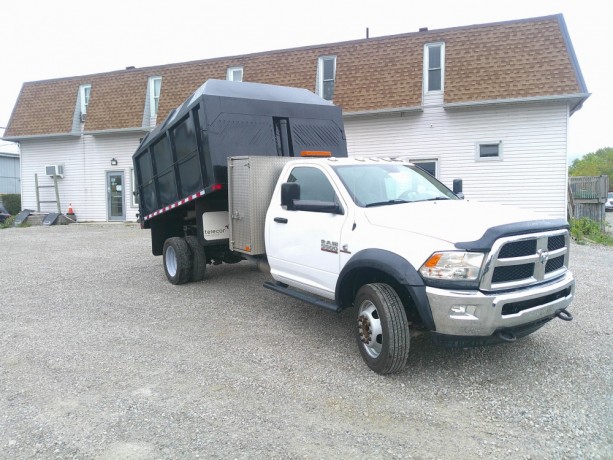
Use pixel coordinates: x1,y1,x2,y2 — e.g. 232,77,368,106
35,173,61,214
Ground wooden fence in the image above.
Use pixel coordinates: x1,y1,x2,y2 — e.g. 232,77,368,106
568,175,609,228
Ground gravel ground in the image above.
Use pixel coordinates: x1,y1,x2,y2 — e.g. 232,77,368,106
0,223,611,459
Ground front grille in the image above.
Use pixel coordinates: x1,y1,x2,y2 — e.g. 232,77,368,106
548,235,565,251
492,264,534,283
480,230,570,291
499,240,537,258
501,287,572,316
545,256,564,273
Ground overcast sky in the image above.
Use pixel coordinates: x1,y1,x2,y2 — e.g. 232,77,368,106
0,0,610,161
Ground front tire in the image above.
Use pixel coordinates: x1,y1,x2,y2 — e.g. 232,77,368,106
163,237,192,285
355,283,410,374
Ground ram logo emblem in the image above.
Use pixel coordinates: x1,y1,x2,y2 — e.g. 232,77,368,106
537,249,549,265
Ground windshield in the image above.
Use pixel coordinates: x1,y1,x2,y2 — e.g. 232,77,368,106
333,163,458,207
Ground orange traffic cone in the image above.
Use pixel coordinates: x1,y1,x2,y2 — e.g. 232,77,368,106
66,203,76,222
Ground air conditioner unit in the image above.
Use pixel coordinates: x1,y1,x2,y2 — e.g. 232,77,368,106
45,165,64,178
80,112,87,122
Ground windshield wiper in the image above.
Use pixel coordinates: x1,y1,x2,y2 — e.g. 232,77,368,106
411,197,452,203
365,199,410,208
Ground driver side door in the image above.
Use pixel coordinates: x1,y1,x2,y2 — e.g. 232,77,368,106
266,165,347,298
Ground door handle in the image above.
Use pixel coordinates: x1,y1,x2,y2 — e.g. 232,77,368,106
274,217,288,224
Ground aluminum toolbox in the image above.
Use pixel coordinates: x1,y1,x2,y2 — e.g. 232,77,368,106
228,156,294,255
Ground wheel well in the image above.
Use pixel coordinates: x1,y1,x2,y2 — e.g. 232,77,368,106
338,268,421,324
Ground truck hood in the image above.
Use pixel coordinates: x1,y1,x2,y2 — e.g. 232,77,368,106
363,200,550,246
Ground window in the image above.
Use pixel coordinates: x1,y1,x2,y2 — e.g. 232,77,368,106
149,76,162,117
410,159,438,178
424,43,444,92
317,56,336,101
226,66,243,82
288,167,337,203
477,142,502,161
79,84,91,119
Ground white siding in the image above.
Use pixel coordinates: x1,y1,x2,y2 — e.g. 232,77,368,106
19,133,143,221
344,101,570,218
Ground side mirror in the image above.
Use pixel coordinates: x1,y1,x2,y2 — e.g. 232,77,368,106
453,179,464,199
281,182,300,210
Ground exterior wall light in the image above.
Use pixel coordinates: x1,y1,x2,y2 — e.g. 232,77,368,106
111,158,118,166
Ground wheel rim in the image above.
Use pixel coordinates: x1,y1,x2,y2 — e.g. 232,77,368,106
357,300,383,359
166,245,177,277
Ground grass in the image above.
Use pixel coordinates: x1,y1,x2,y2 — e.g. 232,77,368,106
0,215,16,229
570,217,613,245
0,215,31,230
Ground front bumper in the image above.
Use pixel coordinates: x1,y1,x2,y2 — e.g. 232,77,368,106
426,271,575,337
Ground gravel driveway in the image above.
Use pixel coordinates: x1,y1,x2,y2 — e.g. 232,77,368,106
0,224,611,459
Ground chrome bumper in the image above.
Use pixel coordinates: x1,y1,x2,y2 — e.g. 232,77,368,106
426,271,575,336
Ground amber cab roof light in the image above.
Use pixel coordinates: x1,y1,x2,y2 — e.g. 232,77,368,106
300,150,332,157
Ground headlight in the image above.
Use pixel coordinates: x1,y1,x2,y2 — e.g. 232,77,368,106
419,251,484,282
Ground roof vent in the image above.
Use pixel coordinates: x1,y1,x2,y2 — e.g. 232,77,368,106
419,27,428,32
126,66,136,70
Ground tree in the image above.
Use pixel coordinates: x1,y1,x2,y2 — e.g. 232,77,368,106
569,147,613,190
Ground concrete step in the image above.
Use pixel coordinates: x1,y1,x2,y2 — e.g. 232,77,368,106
23,213,72,226
25,214,46,226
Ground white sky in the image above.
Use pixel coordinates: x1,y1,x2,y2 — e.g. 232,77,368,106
0,0,611,161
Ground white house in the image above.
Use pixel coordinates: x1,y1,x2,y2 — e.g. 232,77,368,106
3,14,588,221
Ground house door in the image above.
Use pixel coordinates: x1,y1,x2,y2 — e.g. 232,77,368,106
107,171,125,221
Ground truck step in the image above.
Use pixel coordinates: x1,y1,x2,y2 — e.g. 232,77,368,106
263,281,341,314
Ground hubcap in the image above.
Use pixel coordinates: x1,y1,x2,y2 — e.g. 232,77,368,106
166,245,177,277
357,300,383,358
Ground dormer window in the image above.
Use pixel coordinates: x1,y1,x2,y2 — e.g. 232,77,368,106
227,67,243,82
79,84,91,121
317,56,336,101
424,43,445,93
149,76,162,117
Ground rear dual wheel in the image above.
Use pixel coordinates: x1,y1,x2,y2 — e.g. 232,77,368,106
185,236,206,282
163,236,207,285
163,237,192,285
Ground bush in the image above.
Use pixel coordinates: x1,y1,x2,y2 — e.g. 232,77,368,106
0,215,16,229
570,217,613,245
0,194,21,215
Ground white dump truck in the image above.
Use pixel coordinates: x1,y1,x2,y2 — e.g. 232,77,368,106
134,80,575,374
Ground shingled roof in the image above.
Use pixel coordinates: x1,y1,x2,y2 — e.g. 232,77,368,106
4,14,588,139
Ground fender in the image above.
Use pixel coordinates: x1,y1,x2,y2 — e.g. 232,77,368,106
335,248,435,330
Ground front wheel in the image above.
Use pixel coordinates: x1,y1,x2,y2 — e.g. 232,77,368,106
163,237,193,285
355,283,410,374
